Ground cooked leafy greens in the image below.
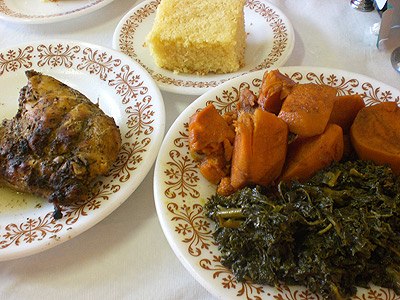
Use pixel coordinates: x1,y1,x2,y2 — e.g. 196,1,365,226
204,160,400,300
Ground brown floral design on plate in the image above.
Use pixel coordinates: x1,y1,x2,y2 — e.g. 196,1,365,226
0,0,113,24
112,0,295,95
154,66,400,299
0,40,165,261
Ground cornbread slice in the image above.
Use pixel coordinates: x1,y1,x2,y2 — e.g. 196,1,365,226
146,0,247,75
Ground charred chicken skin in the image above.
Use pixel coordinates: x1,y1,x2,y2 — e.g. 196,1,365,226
0,70,122,219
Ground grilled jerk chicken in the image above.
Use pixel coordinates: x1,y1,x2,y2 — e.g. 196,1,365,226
0,70,121,219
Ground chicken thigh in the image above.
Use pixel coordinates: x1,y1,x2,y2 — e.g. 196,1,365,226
0,70,121,219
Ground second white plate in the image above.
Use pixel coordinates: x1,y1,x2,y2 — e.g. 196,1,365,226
0,40,165,261
112,0,295,95
0,0,114,24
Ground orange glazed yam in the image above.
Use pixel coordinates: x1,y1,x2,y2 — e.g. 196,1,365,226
257,69,296,114
231,108,288,189
217,177,235,196
279,123,344,183
188,103,235,155
199,154,228,185
237,87,257,114
329,94,365,132
350,102,400,174
278,83,337,137
230,110,253,189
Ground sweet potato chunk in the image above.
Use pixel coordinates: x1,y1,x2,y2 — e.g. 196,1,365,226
279,123,344,183
258,69,296,114
199,154,228,185
278,83,337,137
217,177,235,196
350,102,400,174
329,94,365,132
237,87,257,114
188,103,235,155
230,109,288,189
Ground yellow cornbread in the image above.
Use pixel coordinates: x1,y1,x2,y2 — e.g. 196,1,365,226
146,0,247,75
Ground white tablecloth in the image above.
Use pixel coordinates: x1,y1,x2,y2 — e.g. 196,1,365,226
0,1,398,299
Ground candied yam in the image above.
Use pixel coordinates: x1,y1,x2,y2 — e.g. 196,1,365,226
222,138,234,162
257,69,296,114
329,94,365,132
230,111,253,189
350,102,400,174
231,109,288,189
237,87,257,114
217,177,235,196
188,103,235,155
278,83,337,137
199,154,228,185
279,123,344,183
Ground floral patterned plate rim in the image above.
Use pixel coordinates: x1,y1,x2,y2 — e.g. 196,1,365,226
153,66,400,300
0,0,114,24
112,0,295,95
0,40,165,261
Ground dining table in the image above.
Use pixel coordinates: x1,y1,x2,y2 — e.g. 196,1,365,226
0,0,399,299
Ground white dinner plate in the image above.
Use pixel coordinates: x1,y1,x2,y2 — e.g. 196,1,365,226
0,40,165,261
153,66,400,299
0,0,114,24
112,0,294,95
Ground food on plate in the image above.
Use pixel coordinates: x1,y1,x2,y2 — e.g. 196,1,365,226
188,103,235,155
237,87,257,114
257,69,296,114
187,68,400,300
188,69,347,192
278,83,337,137
350,101,400,174
198,155,228,185
146,0,247,75
0,70,121,219
205,160,400,300
188,103,235,184
230,109,288,190
278,123,344,183
328,94,365,132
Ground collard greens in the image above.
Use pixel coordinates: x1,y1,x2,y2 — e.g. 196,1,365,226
205,160,400,300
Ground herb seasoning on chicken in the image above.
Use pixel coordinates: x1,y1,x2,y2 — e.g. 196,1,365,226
0,70,122,219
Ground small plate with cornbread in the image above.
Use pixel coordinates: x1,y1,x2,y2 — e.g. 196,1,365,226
113,0,294,95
